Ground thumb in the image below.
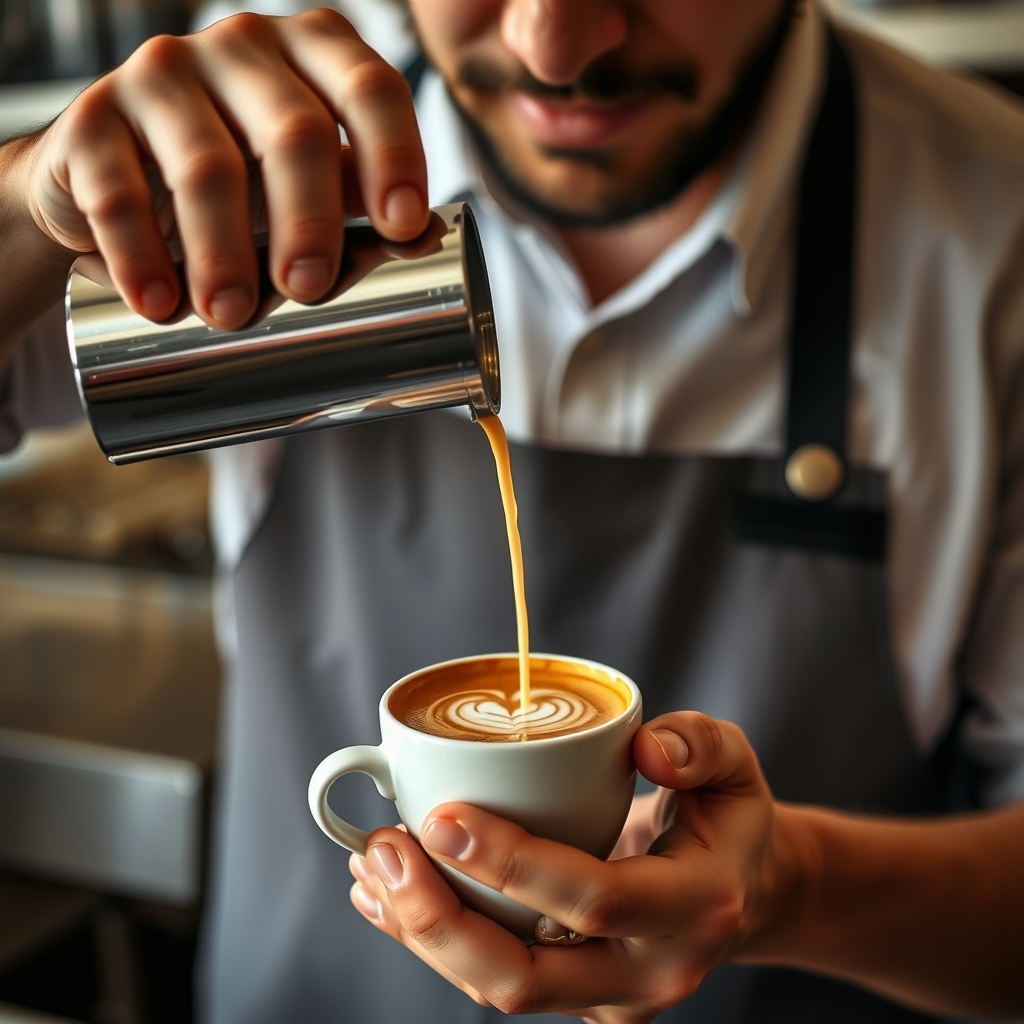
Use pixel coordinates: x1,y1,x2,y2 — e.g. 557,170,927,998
633,712,766,796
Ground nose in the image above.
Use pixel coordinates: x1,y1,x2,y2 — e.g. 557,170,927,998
500,0,628,86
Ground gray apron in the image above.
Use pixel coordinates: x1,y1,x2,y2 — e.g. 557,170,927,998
200,33,963,1024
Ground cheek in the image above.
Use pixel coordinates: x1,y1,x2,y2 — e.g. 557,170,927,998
641,0,791,92
407,0,504,63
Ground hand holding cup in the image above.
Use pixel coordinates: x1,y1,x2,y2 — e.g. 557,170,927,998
309,653,642,940
348,712,785,1023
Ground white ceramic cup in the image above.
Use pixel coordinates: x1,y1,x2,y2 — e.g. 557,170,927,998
308,653,642,941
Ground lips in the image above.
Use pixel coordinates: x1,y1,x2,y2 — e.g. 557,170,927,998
510,93,652,149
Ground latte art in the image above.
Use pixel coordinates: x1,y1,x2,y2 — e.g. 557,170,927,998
432,688,599,739
390,656,631,742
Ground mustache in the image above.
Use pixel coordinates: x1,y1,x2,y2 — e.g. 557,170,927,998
456,55,698,103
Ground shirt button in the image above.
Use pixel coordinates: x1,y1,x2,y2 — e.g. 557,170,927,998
785,443,845,500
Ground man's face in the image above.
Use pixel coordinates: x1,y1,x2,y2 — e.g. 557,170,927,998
407,0,794,226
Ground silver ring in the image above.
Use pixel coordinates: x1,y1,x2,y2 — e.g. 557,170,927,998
534,916,589,946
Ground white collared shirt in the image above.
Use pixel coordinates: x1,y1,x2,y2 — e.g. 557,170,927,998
5,3,1024,802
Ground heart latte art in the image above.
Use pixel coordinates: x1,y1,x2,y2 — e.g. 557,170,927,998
391,658,630,742
430,688,599,739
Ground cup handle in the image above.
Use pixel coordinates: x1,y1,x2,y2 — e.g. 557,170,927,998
308,746,396,855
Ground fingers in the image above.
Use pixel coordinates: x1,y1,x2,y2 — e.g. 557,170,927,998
34,8,428,327
608,791,667,860
103,35,258,327
349,852,494,1007
634,712,765,796
358,827,536,1006
275,9,428,240
355,827,670,1016
192,14,343,303
55,87,180,321
416,805,703,938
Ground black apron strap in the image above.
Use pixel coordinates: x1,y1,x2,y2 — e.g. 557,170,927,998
736,29,885,559
784,29,857,502
402,52,429,98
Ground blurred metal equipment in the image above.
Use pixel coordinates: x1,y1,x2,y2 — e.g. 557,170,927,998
0,1,50,83
0,423,210,572
0,728,202,904
0,870,97,972
0,77,87,141
0,421,219,904
0,1003,80,1023
45,0,105,80
0,0,191,85
67,202,500,464
0,550,218,903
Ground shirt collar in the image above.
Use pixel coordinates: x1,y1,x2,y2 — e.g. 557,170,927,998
418,69,482,209
724,2,827,316
416,2,826,321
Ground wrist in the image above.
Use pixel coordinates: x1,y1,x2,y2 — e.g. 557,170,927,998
0,131,78,346
0,131,76,272
736,801,824,963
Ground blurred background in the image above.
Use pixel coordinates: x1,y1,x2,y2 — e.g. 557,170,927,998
0,1,1021,1022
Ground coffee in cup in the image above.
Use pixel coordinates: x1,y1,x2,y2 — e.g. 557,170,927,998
308,653,641,940
390,655,631,742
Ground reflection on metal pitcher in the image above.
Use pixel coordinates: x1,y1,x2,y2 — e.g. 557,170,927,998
66,202,500,464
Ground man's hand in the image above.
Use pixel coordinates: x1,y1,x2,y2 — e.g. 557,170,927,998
348,713,801,1023
4,9,427,334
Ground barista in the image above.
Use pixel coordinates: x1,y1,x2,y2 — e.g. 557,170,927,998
0,2,1022,1022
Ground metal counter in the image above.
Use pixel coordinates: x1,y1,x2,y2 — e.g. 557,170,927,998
0,552,219,905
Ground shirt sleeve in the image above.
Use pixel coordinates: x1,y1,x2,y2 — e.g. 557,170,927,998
961,235,1024,806
0,300,83,455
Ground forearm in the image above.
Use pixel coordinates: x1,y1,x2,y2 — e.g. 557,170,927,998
744,800,1024,1018
0,132,76,358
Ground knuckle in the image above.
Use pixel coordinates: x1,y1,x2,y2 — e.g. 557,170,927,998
571,881,626,936
339,58,409,106
172,147,245,196
373,141,426,174
400,901,450,950
116,248,165,279
691,713,723,761
659,968,702,1008
62,82,116,141
201,13,281,67
265,108,336,157
277,216,338,248
81,182,151,226
296,6,354,36
128,33,190,77
490,982,540,1017
492,846,530,895
213,11,269,46
707,889,744,943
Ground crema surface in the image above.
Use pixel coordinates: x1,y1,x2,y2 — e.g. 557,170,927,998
391,656,630,742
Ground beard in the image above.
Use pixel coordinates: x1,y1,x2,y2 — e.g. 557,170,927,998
447,2,798,229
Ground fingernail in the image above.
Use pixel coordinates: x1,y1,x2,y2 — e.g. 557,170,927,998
651,728,689,769
351,882,382,922
285,257,332,298
350,854,372,885
534,916,588,945
384,184,424,229
422,818,473,861
140,280,176,319
368,842,405,890
209,286,253,327
535,915,569,942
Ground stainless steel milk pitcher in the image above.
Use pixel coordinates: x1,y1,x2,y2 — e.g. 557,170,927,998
66,202,500,464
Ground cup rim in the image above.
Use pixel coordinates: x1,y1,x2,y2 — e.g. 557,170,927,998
380,652,641,747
